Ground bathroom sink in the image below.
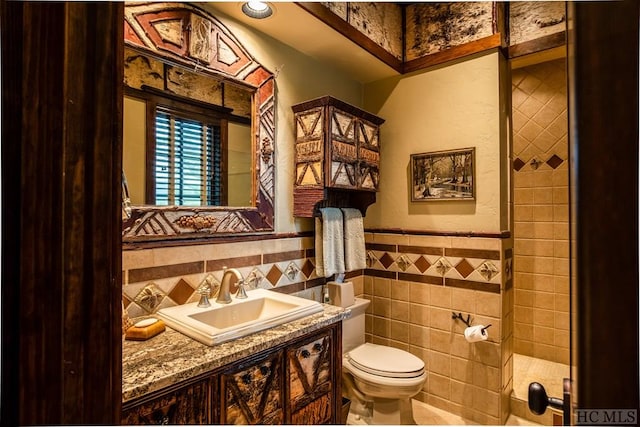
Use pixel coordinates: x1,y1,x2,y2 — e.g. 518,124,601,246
156,288,323,346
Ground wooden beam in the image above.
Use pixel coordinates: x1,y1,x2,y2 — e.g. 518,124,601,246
508,31,566,59
403,33,502,74
295,2,403,74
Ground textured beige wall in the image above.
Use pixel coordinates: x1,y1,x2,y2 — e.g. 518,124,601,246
123,96,146,205
511,58,569,365
363,51,509,233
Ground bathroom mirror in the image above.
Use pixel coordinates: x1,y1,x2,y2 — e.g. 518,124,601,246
122,2,275,242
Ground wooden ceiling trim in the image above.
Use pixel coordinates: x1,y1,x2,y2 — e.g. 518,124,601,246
507,31,567,59
403,33,502,74
294,2,403,74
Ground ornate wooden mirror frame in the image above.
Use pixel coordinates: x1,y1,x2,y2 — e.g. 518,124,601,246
122,2,275,243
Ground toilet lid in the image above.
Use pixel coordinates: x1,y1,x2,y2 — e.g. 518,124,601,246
346,343,425,378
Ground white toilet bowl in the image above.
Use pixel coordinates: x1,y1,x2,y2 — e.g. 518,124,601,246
341,300,427,425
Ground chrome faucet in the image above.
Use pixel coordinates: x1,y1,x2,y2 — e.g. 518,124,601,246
217,267,244,304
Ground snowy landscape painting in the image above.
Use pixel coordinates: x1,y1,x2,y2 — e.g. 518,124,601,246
410,148,475,201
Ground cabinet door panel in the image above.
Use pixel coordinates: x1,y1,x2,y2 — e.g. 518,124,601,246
222,351,283,425
122,380,209,425
288,331,333,422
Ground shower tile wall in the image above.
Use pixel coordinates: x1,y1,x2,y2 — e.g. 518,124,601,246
511,58,569,365
362,232,514,425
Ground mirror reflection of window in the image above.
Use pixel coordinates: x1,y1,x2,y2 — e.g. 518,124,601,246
154,110,222,206
123,95,252,208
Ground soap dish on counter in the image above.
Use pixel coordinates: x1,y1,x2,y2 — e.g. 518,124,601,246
125,318,165,341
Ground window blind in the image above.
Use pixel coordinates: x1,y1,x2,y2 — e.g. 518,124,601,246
155,110,222,206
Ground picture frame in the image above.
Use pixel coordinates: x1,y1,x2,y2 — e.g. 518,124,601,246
410,147,475,201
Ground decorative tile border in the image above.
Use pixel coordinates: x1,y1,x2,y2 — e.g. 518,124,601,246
363,240,510,294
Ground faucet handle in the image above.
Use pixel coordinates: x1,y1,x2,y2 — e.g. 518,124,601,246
236,280,248,299
197,275,215,308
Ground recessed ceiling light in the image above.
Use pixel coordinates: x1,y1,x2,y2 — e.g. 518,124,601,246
242,1,273,19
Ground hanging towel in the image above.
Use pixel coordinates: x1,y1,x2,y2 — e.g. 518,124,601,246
342,208,366,271
315,208,345,278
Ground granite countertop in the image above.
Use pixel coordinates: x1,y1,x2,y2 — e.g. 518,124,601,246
122,304,348,403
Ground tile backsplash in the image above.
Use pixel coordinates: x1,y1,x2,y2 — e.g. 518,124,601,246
122,236,333,318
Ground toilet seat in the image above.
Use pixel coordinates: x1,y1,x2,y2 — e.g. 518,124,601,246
345,343,425,379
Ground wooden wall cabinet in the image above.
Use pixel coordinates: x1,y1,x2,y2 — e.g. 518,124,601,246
292,96,384,217
122,323,342,425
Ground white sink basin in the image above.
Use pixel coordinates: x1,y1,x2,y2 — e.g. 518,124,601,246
156,288,323,346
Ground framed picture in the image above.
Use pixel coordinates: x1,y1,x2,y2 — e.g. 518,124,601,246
410,147,475,201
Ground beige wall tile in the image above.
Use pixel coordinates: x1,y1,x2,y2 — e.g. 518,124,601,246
451,288,476,313
555,294,570,312
534,292,555,309
472,386,500,417
390,320,409,343
553,222,569,239
430,285,452,308
515,272,534,289
476,292,501,317
534,222,555,239
391,280,409,301
514,205,534,221
451,333,472,359
428,373,451,400
430,307,453,331
410,303,430,326
430,329,452,354
554,312,569,330
534,326,555,345
409,282,430,304
391,299,409,321
451,357,472,384
532,274,555,292
409,324,430,348
428,350,451,376
515,289,534,307
472,362,501,392
514,188,534,205
533,188,553,204
533,308,555,328
515,222,534,238
372,296,391,317
533,205,553,222
515,322,534,341
373,277,391,297
372,316,390,338
451,379,474,406
515,306,533,324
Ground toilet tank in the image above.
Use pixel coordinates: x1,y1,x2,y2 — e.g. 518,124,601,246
342,298,370,353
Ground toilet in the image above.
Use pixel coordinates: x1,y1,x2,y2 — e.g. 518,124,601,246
341,298,427,425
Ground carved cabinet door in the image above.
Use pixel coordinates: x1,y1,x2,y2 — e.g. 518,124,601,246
121,379,210,425
287,330,334,424
221,350,284,425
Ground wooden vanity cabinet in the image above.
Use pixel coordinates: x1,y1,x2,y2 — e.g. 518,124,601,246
287,328,335,424
121,378,211,425
122,323,342,425
221,350,284,424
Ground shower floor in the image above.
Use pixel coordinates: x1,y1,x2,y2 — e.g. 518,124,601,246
511,353,570,425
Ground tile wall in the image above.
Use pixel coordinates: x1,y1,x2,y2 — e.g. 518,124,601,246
122,231,514,424
360,232,514,425
122,236,337,318
511,58,570,365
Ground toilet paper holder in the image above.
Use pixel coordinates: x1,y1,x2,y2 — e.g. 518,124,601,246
451,311,492,334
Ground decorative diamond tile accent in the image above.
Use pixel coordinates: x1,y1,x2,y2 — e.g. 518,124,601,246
247,268,264,289
122,295,133,308
479,261,499,281
284,262,300,281
396,255,411,272
366,251,377,268
513,158,525,171
301,259,315,278
379,252,395,269
435,258,451,276
413,256,431,273
168,278,195,305
266,265,282,287
505,259,513,280
546,154,564,169
455,259,475,278
134,283,166,313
